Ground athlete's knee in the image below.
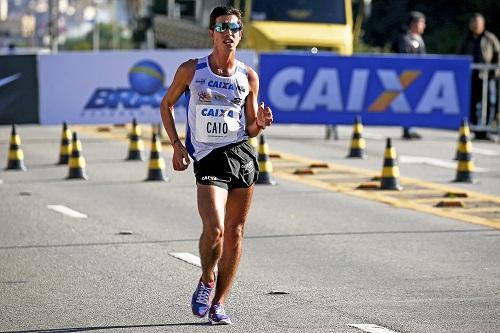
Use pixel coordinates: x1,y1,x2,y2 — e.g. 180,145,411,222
225,223,245,240
203,224,224,241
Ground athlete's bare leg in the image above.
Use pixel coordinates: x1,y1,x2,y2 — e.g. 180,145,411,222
212,186,254,305
197,184,228,284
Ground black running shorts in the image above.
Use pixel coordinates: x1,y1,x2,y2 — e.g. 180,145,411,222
194,141,259,190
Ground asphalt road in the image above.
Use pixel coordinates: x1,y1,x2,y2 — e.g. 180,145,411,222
1,124,499,333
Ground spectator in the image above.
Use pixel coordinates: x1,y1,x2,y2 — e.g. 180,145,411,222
457,13,500,140
395,11,426,140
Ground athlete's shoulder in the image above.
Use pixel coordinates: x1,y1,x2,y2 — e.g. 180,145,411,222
245,65,258,81
178,58,198,74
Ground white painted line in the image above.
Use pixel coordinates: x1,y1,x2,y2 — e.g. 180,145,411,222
169,252,201,267
473,148,500,156
399,155,488,173
47,205,88,219
349,323,401,333
363,132,386,140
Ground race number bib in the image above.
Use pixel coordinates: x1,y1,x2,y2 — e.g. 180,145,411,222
195,105,241,143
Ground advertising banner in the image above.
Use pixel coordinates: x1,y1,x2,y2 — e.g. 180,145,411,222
0,55,39,124
38,50,256,125
259,53,471,129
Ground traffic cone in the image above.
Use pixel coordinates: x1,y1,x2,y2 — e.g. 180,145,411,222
454,119,475,183
454,118,470,161
67,132,88,180
6,124,26,171
256,134,276,185
126,118,144,161
57,122,72,165
146,133,168,181
380,138,402,190
248,136,258,153
347,116,366,158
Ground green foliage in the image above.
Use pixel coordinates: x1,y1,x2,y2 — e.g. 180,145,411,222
363,0,500,54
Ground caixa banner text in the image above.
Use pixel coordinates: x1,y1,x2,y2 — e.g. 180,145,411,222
259,53,471,129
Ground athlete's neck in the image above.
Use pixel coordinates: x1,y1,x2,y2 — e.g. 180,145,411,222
209,51,236,77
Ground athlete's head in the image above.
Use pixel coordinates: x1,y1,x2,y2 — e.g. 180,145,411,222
209,6,243,50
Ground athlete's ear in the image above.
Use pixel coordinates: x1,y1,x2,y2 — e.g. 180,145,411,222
208,29,214,41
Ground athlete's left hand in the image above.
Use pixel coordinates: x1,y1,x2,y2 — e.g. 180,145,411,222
256,102,273,129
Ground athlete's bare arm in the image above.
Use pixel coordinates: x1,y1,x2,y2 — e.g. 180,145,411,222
244,66,273,138
160,59,196,171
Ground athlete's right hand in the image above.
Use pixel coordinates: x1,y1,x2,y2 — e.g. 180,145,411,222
172,141,190,171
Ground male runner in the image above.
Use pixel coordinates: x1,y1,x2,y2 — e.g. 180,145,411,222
159,6,273,325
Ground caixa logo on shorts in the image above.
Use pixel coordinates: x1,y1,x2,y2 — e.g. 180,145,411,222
241,161,254,175
201,175,221,181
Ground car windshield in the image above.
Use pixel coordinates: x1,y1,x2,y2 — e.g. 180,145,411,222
251,0,346,24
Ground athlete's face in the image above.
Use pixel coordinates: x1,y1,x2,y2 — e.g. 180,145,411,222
209,15,242,50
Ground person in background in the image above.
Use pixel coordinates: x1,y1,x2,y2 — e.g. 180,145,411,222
457,13,500,140
396,11,426,140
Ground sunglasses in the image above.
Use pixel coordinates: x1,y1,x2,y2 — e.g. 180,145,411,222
211,22,242,33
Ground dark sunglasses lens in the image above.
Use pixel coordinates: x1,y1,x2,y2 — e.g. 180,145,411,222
214,23,241,32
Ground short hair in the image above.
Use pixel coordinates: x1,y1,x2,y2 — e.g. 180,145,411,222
209,6,243,29
470,13,485,23
407,11,425,27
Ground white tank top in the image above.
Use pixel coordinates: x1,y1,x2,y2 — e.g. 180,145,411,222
185,56,250,161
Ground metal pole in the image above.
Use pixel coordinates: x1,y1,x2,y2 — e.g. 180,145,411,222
48,0,58,52
480,69,488,127
112,0,118,49
93,1,99,51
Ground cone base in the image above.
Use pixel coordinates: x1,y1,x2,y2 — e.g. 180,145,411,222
454,172,476,183
127,151,144,161
57,155,70,165
257,173,277,185
6,160,27,171
380,178,403,191
146,169,168,181
67,168,88,180
347,149,366,159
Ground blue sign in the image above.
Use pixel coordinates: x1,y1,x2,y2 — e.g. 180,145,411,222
259,53,471,129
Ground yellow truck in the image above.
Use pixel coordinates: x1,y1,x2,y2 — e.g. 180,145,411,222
232,0,354,55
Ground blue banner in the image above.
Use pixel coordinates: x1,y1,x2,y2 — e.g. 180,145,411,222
259,53,471,129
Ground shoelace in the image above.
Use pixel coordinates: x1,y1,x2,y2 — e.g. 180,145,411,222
195,283,212,304
212,304,225,315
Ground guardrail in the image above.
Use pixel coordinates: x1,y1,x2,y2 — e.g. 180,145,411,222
470,63,499,137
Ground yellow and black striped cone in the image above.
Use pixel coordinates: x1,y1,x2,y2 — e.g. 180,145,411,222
126,118,144,161
67,132,88,180
146,133,168,181
6,125,26,171
256,134,276,185
248,136,258,153
347,116,366,158
57,122,72,165
454,119,475,183
380,138,402,190
454,118,470,161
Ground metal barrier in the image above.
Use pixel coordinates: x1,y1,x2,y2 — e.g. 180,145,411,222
470,63,500,137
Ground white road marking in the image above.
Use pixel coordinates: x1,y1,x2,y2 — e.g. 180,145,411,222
47,205,88,219
349,323,401,333
399,155,488,172
363,132,386,140
473,148,499,156
169,252,201,267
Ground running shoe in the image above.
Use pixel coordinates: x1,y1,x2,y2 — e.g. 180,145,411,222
191,278,215,318
208,303,232,325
